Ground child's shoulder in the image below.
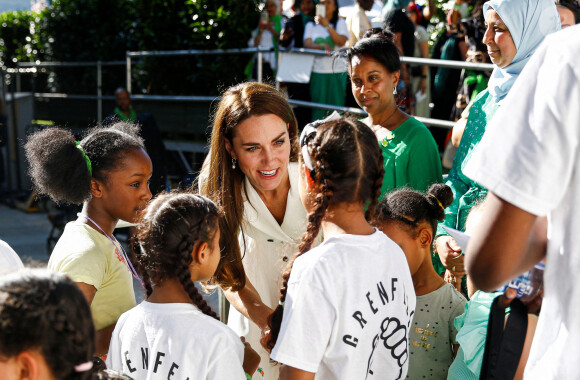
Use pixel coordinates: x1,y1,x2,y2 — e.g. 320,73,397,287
419,282,467,311
293,230,406,277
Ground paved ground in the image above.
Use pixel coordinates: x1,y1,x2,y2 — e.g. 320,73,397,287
0,202,219,311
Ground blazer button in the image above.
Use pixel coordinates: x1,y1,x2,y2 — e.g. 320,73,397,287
282,256,289,262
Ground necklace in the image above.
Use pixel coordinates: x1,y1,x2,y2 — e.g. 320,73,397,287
78,213,145,289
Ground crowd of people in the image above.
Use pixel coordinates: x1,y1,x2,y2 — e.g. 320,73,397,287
0,0,579,379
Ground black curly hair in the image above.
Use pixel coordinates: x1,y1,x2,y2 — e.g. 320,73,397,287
24,122,145,205
263,117,385,350
137,192,221,320
374,183,453,238
0,269,95,380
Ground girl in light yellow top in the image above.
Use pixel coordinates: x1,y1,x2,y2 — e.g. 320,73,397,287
25,122,153,355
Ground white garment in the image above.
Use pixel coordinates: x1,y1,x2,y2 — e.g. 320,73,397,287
227,162,311,380
107,301,246,380
464,25,580,380
346,4,372,48
303,19,349,73
0,239,24,276
249,26,277,69
271,230,416,379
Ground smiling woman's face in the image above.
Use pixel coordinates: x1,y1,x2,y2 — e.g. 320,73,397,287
225,114,291,196
349,55,400,118
483,9,517,68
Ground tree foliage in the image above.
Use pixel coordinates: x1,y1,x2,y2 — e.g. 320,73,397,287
1,0,261,96
0,10,46,70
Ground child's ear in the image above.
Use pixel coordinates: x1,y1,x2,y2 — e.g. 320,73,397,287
15,351,39,380
192,241,209,264
418,228,433,248
90,177,104,198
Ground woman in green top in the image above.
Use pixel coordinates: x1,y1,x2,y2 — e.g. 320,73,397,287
346,27,442,197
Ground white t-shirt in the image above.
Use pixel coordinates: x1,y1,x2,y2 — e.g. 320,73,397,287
0,239,24,276
464,25,580,380
303,19,349,73
271,230,416,379
107,301,246,380
228,162,314,380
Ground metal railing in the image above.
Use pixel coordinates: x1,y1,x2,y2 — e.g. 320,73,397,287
5,47,495,130
11,60,125,121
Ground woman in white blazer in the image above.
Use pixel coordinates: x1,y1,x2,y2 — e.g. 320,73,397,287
198,82,311,380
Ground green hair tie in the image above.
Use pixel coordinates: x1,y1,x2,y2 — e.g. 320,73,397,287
75,142,92,176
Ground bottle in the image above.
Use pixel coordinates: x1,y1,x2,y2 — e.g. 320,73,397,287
497,260,545,301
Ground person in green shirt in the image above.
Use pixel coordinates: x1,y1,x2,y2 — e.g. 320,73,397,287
433,0,561,292
346,27,442,198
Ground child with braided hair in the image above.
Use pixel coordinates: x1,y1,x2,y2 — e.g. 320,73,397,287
373,184,466,380
106,192,260,380
263,118,416,379
0,269,96,380
24,122,153,356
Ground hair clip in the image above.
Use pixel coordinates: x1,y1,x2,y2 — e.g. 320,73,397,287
74,361,93,373
299,112,342,176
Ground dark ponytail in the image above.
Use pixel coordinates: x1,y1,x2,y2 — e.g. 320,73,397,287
374,183,453,237
137,192,220,320
24,122,145,204
262,117,384,350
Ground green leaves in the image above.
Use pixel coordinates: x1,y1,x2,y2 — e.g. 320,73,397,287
0,0,262,95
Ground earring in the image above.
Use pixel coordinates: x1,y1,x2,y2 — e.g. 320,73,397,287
393,87,397,95
232,158,237,169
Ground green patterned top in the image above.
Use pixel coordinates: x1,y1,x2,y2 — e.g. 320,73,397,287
436,89,501,237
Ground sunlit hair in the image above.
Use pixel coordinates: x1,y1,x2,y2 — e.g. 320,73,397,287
24,122,145,204
374,184,453,239
137,192,220,319
346,27,401,75
196,82,299,291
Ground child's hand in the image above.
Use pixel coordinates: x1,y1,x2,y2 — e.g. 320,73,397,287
241,336,261,375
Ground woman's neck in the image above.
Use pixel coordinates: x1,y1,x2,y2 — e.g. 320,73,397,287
412,252,446,296
367,107,408,132
321,202,375,239
80,202,118,237
254,170,291,225
147,278,192,304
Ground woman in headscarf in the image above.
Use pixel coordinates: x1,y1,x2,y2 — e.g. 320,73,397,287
437,2,559,378
434,0,561,286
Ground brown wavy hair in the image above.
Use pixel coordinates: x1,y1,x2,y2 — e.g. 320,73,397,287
262,117,385,350
197,82,299,291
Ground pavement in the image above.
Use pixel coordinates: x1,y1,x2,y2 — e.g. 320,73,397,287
0,202,219,311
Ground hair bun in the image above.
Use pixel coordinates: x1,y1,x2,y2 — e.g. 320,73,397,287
361,26,395,42
426,183,453,216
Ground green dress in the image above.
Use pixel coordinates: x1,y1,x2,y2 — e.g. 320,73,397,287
375,116,443,198
434,90,501,274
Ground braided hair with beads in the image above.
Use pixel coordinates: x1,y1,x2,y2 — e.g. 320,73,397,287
137,192,221,320
262,117,385,350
